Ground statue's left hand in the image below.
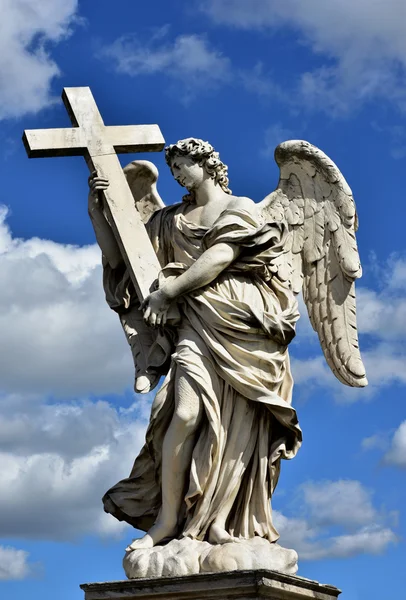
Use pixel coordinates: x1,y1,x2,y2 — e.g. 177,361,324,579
141,289,172,327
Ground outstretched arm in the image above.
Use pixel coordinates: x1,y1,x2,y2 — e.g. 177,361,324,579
143,242,240,326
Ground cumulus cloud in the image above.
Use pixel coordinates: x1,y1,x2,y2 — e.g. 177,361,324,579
261,123,295,157
201,0,406,114
290,256,406,401
0,393,150,540
0,206,145,542
0,207,133,397
275,479,397,560
389,257,406,291
238,62,286,104
0,545,32,580
101,26,231,99
384,421,406,468
361,432,390,452
0,0,79,120
315,526,398,559
301,480,377,529
357,287,406,341
292,346,406,403
0,394,123,460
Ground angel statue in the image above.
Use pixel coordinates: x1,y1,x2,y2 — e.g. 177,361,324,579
87,137,367,576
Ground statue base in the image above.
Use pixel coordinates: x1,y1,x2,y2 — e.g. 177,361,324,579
123,537,298,578
81,570,341,600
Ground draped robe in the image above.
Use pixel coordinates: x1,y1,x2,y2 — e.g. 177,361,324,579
102,201,302,542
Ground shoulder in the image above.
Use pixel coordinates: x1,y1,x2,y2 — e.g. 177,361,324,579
149,202,182,220
161,201,184,214
226,195,256,213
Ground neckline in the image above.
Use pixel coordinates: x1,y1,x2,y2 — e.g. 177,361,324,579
176,209,210,231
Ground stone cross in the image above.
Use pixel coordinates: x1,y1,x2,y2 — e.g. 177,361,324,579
23,86,165,301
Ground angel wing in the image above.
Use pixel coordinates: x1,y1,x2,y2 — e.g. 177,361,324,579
123,159,165,223
257,140,367,388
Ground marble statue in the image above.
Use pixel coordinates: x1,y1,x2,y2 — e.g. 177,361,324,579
86,137,367,577
23,89,366,579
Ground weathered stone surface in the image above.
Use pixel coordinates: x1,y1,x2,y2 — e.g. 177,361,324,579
81,570,341,600
23,86,165,301
25,107,368,577
99,138,367,563
123,537,298,579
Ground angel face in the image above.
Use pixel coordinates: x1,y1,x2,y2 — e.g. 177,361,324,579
170,155,206,191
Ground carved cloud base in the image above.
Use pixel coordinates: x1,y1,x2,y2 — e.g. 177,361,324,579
122,537,298,579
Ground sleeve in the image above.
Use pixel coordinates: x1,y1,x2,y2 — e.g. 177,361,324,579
204,206,299,346
202,207,289,272
102,256,134,314
102,205,177,314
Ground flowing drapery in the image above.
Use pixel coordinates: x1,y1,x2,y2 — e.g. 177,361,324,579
102,203,302,541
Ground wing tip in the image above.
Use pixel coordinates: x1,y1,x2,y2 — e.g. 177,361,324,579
351,376,368,388
343,356,368,387
335,371,368,388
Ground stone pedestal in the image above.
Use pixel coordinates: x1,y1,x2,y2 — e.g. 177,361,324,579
81,570,341,600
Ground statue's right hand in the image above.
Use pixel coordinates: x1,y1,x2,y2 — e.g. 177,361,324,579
88,171,109,211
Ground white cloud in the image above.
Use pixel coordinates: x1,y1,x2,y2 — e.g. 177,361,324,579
301,480,376,529
238,62,286,103
274,479,397,560
0,393,150,540
0,545,32,580
317,526,397,559
0,0,79,120
262,123,295,157
0,204,146,540
361,432,389,452
201,0,406,114
291,256,406,400
291,355,330,386
357,287,406,341
384,421,406,469
0,394,121,460
275,512,396,560
292,345,406,402
0,207,133,397
100,27,231,99
273,511,321,559
387,257,406,291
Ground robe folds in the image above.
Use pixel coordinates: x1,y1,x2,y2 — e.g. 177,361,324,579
102,201,302,542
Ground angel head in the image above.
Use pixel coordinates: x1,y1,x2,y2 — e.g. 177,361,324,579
165,138,232,201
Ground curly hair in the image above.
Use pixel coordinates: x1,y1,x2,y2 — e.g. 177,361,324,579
165,138,232,201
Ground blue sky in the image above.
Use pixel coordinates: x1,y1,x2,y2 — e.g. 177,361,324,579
0,1,405,599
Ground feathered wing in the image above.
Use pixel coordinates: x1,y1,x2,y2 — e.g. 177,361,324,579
123,159,165,223
258,140,367,387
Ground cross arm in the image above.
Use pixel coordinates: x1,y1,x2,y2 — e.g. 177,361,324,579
106,125,165,153
23,128,88,158
22,85,167,302
23,124,165,158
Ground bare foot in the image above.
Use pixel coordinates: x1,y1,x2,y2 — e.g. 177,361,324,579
208,523,240,545
125,522,177,552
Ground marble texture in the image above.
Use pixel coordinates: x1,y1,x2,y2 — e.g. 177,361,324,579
97,138,367,565
24,88,367,580
123,537,298,579
81,571,341,600
24,86,165,301
24,102,368,579
262,140,367,388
